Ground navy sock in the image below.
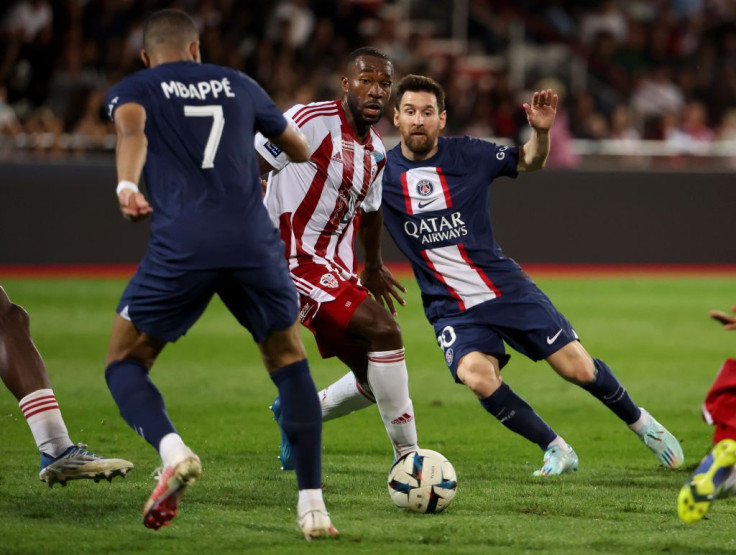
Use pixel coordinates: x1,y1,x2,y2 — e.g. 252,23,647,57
580,358,641,425
105,359,176,450
479,383,557,450
270,359,321,490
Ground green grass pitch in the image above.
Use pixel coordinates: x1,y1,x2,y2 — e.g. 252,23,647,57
1,275,734,553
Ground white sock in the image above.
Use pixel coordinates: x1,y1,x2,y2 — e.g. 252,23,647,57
547,435,570,451
19,389,73,457
628,407,651,433
159,433,194,468
297,488,327,516
320,371,375,421
367,348,419,459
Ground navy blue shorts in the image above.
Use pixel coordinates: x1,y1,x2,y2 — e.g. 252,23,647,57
117,257,298,343
431,281,577,383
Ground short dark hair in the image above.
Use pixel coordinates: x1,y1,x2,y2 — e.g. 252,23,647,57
143,9,198,53
347,47,391,66
395,74,446,113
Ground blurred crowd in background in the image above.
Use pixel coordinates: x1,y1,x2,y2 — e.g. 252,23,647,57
1,0,735,167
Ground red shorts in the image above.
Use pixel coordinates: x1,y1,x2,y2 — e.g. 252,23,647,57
703,358,736,444
291,263,370,359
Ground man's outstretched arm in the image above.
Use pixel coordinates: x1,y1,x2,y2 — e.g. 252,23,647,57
518,88,557,172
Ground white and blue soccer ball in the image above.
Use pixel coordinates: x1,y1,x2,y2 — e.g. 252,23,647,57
387,449,458,513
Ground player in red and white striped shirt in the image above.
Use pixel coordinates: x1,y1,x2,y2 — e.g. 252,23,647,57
1,286,132,486
256,47,419,469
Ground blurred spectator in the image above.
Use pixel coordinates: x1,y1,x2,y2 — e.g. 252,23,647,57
717,108,736,141
0,84,21,135
609,104,640,141
580,112,609,140
0,0,733,165
631,67,685,120
579,0,628,46
3,0,52,44
680,101,715,143
266,0,315,49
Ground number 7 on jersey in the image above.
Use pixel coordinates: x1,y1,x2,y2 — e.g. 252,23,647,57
184,105,224,169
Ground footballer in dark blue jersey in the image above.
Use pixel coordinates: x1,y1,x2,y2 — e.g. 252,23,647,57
102,9,337,539
312,74,684,477
380,74,683,474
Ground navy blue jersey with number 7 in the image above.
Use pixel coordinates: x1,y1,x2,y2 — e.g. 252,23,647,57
106,60,287,271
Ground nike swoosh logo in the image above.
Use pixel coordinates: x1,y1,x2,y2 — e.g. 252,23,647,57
546,329,563,344
417,199,436,209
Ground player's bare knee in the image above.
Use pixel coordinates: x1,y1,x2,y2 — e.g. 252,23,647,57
0,287,10,312
366,317,402,351
105,326,163,368
260,324,307,370
1,302,31,332
458,359,502,397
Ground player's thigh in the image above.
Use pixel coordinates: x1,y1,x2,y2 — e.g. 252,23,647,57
114,263,218,345
217,264,300,345
432,319,509,384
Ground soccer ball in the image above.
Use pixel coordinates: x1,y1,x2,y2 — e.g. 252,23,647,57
387,449,458,513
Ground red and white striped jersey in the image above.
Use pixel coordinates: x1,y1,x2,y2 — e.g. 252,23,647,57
255,100,386,277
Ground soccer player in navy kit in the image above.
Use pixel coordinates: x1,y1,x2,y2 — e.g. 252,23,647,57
378,74,684,474
103,10,337,538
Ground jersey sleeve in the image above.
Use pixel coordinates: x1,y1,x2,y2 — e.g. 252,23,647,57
465,137,519,181
242,74,288,139
254,104,304,171
485,141,519,179
105,75,147,122
362,167,383,213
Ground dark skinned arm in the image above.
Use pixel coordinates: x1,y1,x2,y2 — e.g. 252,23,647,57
358,208,406,315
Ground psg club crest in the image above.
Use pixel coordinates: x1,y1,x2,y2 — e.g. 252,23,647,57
320,273,339,289
445,348,454,366
416,180,434,197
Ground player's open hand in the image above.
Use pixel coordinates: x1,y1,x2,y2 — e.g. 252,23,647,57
118,189,153,222
522,89,558,132
360,265,407,316
710,306,736,330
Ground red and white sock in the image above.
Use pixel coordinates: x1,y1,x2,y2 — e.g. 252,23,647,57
319,371,375,422
19,389,73,458
367,348,419,459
